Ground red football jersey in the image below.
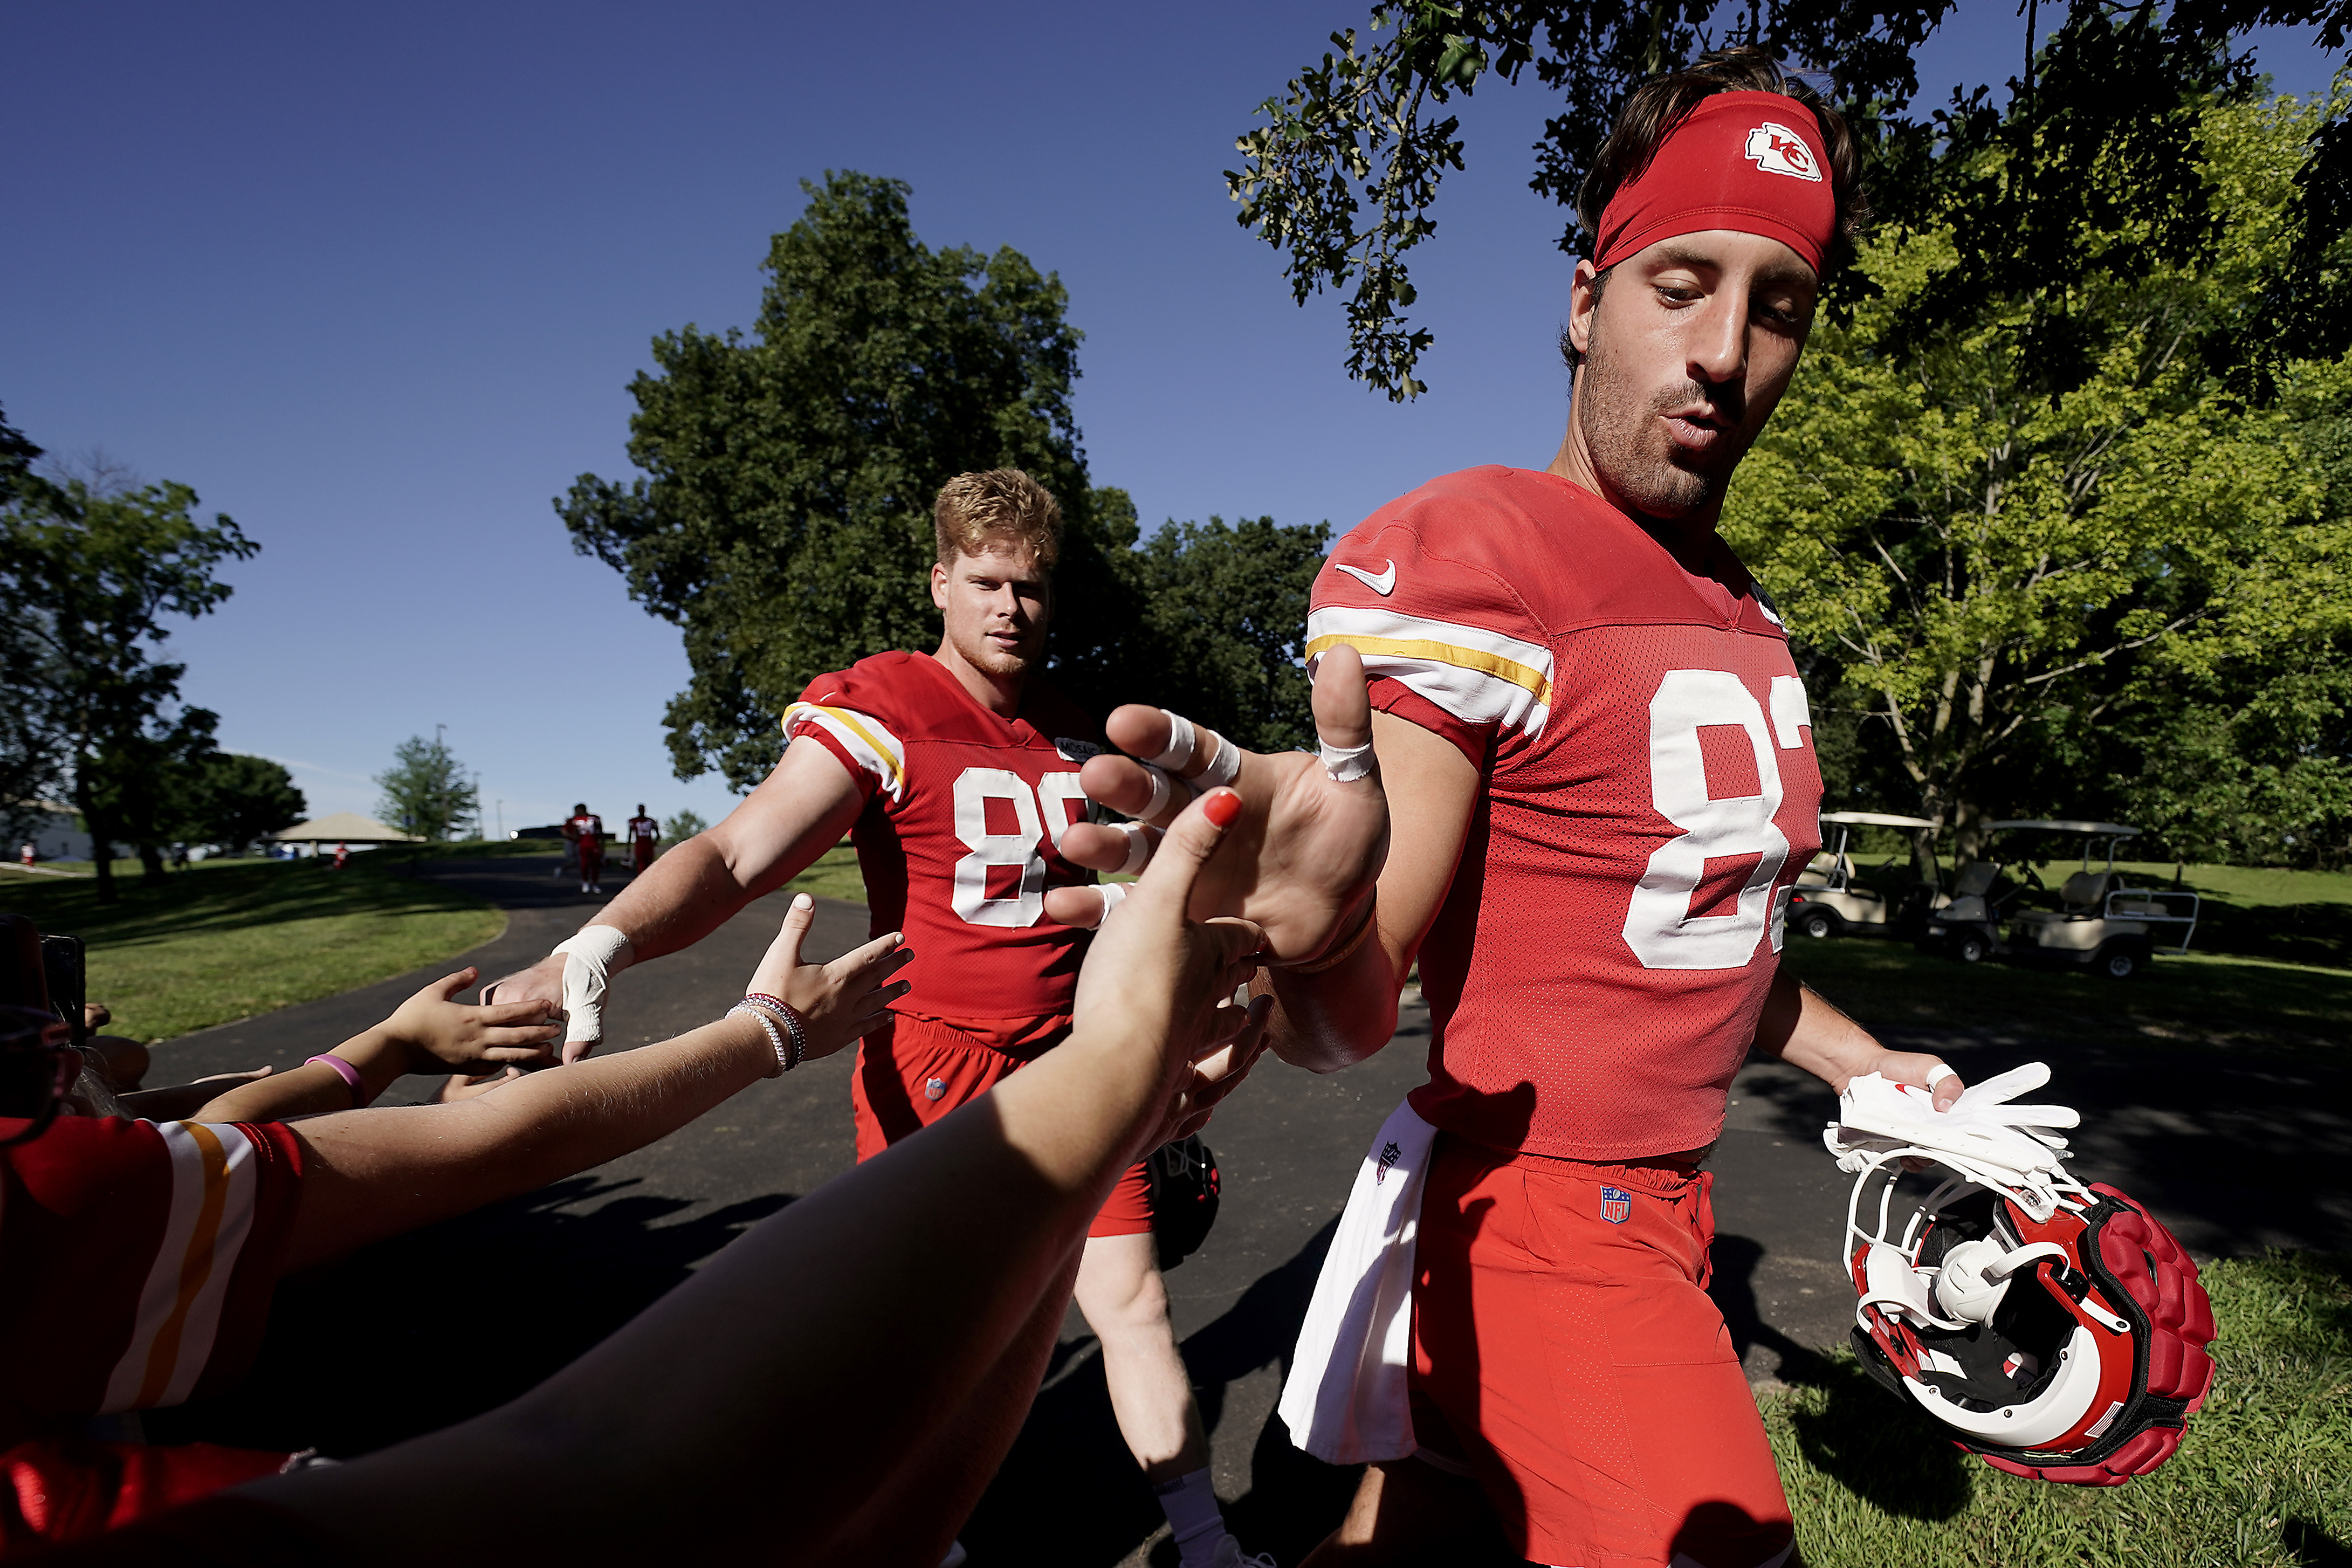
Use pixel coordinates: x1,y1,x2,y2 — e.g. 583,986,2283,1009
626,815,658,844
786,652,1101,1047
0,1116,305,1447
1307,466,1823,1160
565,813,603,849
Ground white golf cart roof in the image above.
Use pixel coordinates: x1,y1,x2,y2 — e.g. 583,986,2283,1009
1986,820,2141,837
1821,811,1941,829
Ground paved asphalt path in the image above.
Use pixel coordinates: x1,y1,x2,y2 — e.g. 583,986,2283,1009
137,855,2351,1567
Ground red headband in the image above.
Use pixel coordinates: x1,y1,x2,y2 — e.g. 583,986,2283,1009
1593,90,1837,274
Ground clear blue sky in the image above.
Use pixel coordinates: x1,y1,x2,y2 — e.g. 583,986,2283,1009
4,2,2335,834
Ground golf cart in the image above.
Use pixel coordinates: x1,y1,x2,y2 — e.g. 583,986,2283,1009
1787,811,1948,940
1919,820,2200,979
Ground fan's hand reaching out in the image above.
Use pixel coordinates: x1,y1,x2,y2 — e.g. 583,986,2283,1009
1042,644,1388,964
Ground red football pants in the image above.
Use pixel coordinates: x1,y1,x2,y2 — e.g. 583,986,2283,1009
850,1015,1152,1238
1409,1133,1793,1568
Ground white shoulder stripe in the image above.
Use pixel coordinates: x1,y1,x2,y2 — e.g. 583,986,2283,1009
782,702,907,801
101,1121,262,1413
1305,606,1554,740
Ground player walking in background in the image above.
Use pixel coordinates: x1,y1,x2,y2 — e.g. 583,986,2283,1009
565,804,604,895
1048,53,1971,1568
625,804,659,875
490,471,1266,1567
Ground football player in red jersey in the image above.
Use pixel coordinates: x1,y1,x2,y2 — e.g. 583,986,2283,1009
625,805,659,874
489,471,1267,1566
565,804,606,895
1047,53,1976,1568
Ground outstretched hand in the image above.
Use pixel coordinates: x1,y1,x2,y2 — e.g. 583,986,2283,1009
382,968,565,1070
1044,644,1388,965
1071,788,1273,1151
745,893,913,1066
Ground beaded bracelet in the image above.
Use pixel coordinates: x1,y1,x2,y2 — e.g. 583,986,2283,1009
740,992,809,1072
728,1004,790,1077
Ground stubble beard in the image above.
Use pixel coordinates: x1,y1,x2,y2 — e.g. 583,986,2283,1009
1576,335,1748,525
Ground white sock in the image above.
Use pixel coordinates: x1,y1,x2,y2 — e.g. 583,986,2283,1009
1154,1468,1226,1567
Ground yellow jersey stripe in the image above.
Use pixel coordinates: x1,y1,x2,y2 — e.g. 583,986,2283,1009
786,703,905,794
137,1121,229,1408
1306,634,1554,707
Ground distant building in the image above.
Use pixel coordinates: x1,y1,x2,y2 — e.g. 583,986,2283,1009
269,811,424,858
13,803,93,863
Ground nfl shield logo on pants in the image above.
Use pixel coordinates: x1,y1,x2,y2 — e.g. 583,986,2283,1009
1599,1186,1633,1225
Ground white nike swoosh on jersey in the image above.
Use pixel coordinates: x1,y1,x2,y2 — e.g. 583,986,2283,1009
1334,559,1397,596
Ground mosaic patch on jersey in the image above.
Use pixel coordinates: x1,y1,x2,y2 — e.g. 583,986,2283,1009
1054,737,1102,762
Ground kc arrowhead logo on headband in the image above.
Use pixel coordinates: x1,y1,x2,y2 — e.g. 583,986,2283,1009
1592,90,1839,274
1743,121,1823,182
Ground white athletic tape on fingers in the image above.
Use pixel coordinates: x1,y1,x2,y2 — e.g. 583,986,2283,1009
1198,734,1240,788
1116,821,1153,875
1151,711,1199,771
1926,1062,1959,1094
1319,738,1374,784
1138,763,1181,820
1095,883,1129,923
551,926,633,1046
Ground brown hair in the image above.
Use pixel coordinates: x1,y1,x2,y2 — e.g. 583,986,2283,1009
933,469,1063,570
1563,47,1870,371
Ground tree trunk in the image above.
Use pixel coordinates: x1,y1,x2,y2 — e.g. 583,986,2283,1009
137,842,166,883
75,771,118,907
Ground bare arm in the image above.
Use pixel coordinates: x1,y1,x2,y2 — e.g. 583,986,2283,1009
192,968,561,1123
239,792,1268,1567
1255,711,1480,1072
484,740,874,1060
1750,966,1966,1109
278,896,904,1273
588,739,866,965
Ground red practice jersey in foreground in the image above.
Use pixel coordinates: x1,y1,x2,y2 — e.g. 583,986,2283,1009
0,1116,305,1443
786,652,1101,1046
1307,466,1823,1160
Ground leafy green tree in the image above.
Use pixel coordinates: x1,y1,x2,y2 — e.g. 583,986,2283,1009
1721,92,2352,863
1227,1,2348,397
376,735,479,842
663,808,709,843
186,753,306,855
562,171,1141,790
1127,513,1333,752
0,469,256,902
0,405,55,849
87,705,222,877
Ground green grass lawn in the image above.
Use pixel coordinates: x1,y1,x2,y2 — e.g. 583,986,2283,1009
0,854,502,1042
783,842,871,903
1796,856,2352,1057
1767,1252,2351,1567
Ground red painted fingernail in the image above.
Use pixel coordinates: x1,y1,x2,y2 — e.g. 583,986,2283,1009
1202,789,1242,828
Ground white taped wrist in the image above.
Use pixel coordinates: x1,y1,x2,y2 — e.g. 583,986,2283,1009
1150,711,1198,771
1319,737,1374,783
552,926,632,1044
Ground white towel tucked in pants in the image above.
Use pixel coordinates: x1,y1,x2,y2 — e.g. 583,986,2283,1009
1277,1097,1440,1464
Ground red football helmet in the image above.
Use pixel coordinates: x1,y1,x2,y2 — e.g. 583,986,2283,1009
1827,1067,2217,1485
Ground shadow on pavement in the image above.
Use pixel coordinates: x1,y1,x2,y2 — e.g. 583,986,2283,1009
146,1174,794,1459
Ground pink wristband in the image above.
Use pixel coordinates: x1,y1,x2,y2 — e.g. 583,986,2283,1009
305,1053,368,1106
